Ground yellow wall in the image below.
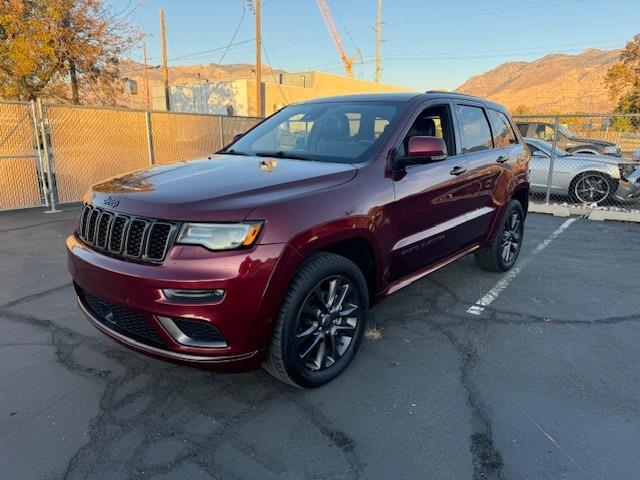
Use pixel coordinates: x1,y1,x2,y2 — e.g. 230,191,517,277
247,71,413,116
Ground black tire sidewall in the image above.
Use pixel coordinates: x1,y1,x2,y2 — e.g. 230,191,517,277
280,255,368,387
569,172,614,204
498,201,524,270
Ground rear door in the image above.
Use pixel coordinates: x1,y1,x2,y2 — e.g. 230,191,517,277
388,101,473,280
452,102,502,241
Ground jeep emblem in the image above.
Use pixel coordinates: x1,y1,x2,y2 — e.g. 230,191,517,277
103,196,120,208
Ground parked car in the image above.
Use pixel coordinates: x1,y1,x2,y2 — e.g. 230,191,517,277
517,121,621,157
525,137,640,204
68,92,530,387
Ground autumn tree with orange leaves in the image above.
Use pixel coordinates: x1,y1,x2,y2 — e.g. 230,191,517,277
0,0,141,104
605,34,640,131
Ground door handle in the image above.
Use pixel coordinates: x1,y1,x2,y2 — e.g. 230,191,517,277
450,165,467,176
496,156,509,163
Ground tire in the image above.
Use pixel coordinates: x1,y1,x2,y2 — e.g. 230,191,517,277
475,200,525,272
263,252,368,388
568,172,616,205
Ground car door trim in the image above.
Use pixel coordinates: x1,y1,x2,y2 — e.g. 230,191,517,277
392,206,495,251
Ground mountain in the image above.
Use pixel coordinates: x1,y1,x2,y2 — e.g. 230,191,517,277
456,48,621,113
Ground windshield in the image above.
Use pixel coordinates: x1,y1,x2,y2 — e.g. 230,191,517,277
222,101,406,163
528,140,570,157
558,124,577,138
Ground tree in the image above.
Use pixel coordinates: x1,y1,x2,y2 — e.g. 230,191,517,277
513,104,532,115
605,34,640,131
0,0,141,104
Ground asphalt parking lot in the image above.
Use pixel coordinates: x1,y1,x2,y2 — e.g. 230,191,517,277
1,206,639,480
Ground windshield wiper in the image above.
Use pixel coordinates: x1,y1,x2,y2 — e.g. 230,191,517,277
220,149,249,156
253,150,313,161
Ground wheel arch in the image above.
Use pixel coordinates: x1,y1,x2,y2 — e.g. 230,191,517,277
510,186,529,216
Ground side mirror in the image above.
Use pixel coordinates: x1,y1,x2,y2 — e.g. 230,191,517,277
396,136,447,169
232,132,244,144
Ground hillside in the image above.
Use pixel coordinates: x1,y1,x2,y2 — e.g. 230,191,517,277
456,48,621,113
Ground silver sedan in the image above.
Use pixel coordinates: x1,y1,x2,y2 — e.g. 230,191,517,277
525,138,640,204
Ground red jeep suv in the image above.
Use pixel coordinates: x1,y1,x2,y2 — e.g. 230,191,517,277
68,92,529,387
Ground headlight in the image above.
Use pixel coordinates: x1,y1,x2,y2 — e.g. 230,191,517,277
176,222,263,250
603,146,618,155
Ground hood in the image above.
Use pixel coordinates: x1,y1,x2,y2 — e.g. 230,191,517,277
88,154,357,221
568,153,634,166
571,136,618,148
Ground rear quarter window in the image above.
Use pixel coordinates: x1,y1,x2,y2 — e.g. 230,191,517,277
487,109,518,147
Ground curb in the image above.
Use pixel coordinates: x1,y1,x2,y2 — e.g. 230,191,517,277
529,203,640,223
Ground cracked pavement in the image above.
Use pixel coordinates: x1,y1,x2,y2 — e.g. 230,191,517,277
1,207,639,479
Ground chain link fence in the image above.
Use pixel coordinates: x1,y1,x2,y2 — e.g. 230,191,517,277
2,102,639,212
0,101,47,210
513,114,640,209
0,101,261,210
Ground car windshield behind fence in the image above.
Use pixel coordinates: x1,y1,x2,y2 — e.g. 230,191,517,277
515,114,640,208
226,101,405,163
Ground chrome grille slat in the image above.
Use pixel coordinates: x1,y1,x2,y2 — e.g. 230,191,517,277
77,204,176,264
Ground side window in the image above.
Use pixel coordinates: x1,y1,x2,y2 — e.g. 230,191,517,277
517,123,528,136
398,104,456,157
456,105,493,153
487,109,518,147
534,124,554,141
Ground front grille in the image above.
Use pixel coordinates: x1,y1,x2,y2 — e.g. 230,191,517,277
78,204,178,264
78,287,167,350
173,318,225,343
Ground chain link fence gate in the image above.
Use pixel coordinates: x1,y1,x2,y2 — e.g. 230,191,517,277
0,101,48,210
513,113,640,209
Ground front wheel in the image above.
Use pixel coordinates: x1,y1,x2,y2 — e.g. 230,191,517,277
475,200,525,272
569,172,616,204
263,252,368,388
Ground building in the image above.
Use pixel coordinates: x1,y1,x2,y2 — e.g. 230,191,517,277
151,70,412,117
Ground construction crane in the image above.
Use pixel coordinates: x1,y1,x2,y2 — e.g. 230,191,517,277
315,0,361,78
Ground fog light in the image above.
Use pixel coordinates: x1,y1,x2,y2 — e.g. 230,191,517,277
163,289,225,303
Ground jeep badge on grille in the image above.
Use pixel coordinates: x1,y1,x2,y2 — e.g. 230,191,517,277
103,196,120,208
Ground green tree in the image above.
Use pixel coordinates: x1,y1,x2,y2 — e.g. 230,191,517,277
0,0,140,104
605,34,640,131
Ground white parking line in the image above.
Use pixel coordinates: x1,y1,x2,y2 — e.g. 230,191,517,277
466,217,577,315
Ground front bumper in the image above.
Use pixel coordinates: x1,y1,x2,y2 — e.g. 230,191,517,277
614,170,640,202
67,234,296,371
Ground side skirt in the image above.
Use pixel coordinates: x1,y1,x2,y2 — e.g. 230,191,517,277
377,244,480,299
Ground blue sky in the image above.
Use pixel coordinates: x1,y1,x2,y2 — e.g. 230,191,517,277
118,0,639,90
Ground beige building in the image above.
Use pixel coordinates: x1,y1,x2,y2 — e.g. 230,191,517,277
152,70,412,117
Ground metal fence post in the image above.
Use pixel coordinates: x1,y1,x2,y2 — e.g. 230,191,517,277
544,115,560,205
36,98,60,213
145,111,155,165
30,100,49,207
218,115,225,149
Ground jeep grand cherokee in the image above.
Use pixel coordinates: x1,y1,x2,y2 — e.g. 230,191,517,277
68,92,530,387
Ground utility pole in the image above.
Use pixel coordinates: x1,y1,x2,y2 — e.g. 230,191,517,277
374,0,382,83
160,9,170,111
143,43,151,109
254,0,262,116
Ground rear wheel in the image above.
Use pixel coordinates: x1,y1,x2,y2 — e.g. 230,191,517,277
475,200,524,272
263,252,368,388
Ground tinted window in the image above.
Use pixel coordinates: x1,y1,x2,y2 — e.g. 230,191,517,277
517,123,528,136
488,110,518,147
398,105,456,157
456,105,493,153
